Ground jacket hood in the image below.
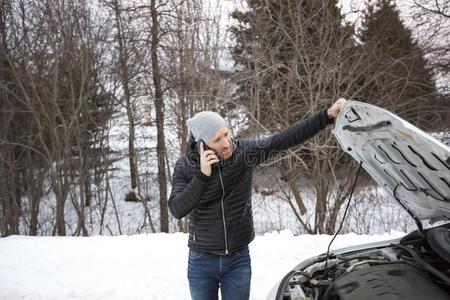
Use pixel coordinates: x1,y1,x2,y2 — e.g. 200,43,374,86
333,101,450,223
187,134,197,152
186,134,201,164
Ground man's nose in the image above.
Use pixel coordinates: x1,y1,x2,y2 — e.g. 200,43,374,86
222,139,230,148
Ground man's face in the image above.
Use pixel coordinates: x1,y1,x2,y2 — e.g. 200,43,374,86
208,126,233,160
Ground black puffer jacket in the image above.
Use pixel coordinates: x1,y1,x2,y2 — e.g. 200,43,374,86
168,109,333,255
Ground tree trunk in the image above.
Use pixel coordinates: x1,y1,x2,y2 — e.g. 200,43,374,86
55,197,66,236
27,162,45,236
150,0,168,232
112,0,139,190
29,193,40,235
282,161,307,215
53,170,68,236
314,179,328,234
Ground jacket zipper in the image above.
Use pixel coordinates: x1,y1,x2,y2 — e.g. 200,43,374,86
218,166,229,254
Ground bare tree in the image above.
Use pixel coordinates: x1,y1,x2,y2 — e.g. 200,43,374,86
110,0,140,191
410,0,450,128
163,0,232,232
148,0,169,233
232,0,450,235
231,0,403,234
0,0,113,236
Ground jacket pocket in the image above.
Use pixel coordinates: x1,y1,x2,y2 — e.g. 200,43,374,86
245,201,252,218
191,210,198,241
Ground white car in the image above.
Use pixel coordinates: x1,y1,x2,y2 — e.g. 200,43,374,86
267,101,450,300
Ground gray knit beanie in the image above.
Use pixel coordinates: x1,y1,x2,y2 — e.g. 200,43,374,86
186,111,227,144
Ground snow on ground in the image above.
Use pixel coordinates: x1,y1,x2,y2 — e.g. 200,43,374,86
0,230,406,300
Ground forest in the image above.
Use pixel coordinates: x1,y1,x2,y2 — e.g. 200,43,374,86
1,0,449,237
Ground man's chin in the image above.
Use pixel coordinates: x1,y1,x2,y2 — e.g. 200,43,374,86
220,150,233,160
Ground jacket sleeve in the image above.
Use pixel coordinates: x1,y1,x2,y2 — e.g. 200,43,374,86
242,108,334,166
168,157,210,219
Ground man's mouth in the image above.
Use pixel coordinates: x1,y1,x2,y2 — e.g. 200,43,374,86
223,148,231,154
220,148,232,158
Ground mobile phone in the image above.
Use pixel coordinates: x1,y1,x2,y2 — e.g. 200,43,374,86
199,139,219,165
199,139,215,153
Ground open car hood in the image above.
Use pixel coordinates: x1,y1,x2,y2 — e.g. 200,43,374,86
333,101,450,223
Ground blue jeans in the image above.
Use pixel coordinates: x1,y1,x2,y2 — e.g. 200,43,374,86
187,245,251,300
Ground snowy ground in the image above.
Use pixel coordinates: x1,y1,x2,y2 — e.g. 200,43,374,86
0,230,406,300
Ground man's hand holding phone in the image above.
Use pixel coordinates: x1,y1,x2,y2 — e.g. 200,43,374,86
200,141,219,177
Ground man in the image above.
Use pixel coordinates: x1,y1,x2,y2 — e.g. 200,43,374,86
169,98,346,300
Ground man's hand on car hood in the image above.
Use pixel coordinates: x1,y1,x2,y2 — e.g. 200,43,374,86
327,98,347,119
